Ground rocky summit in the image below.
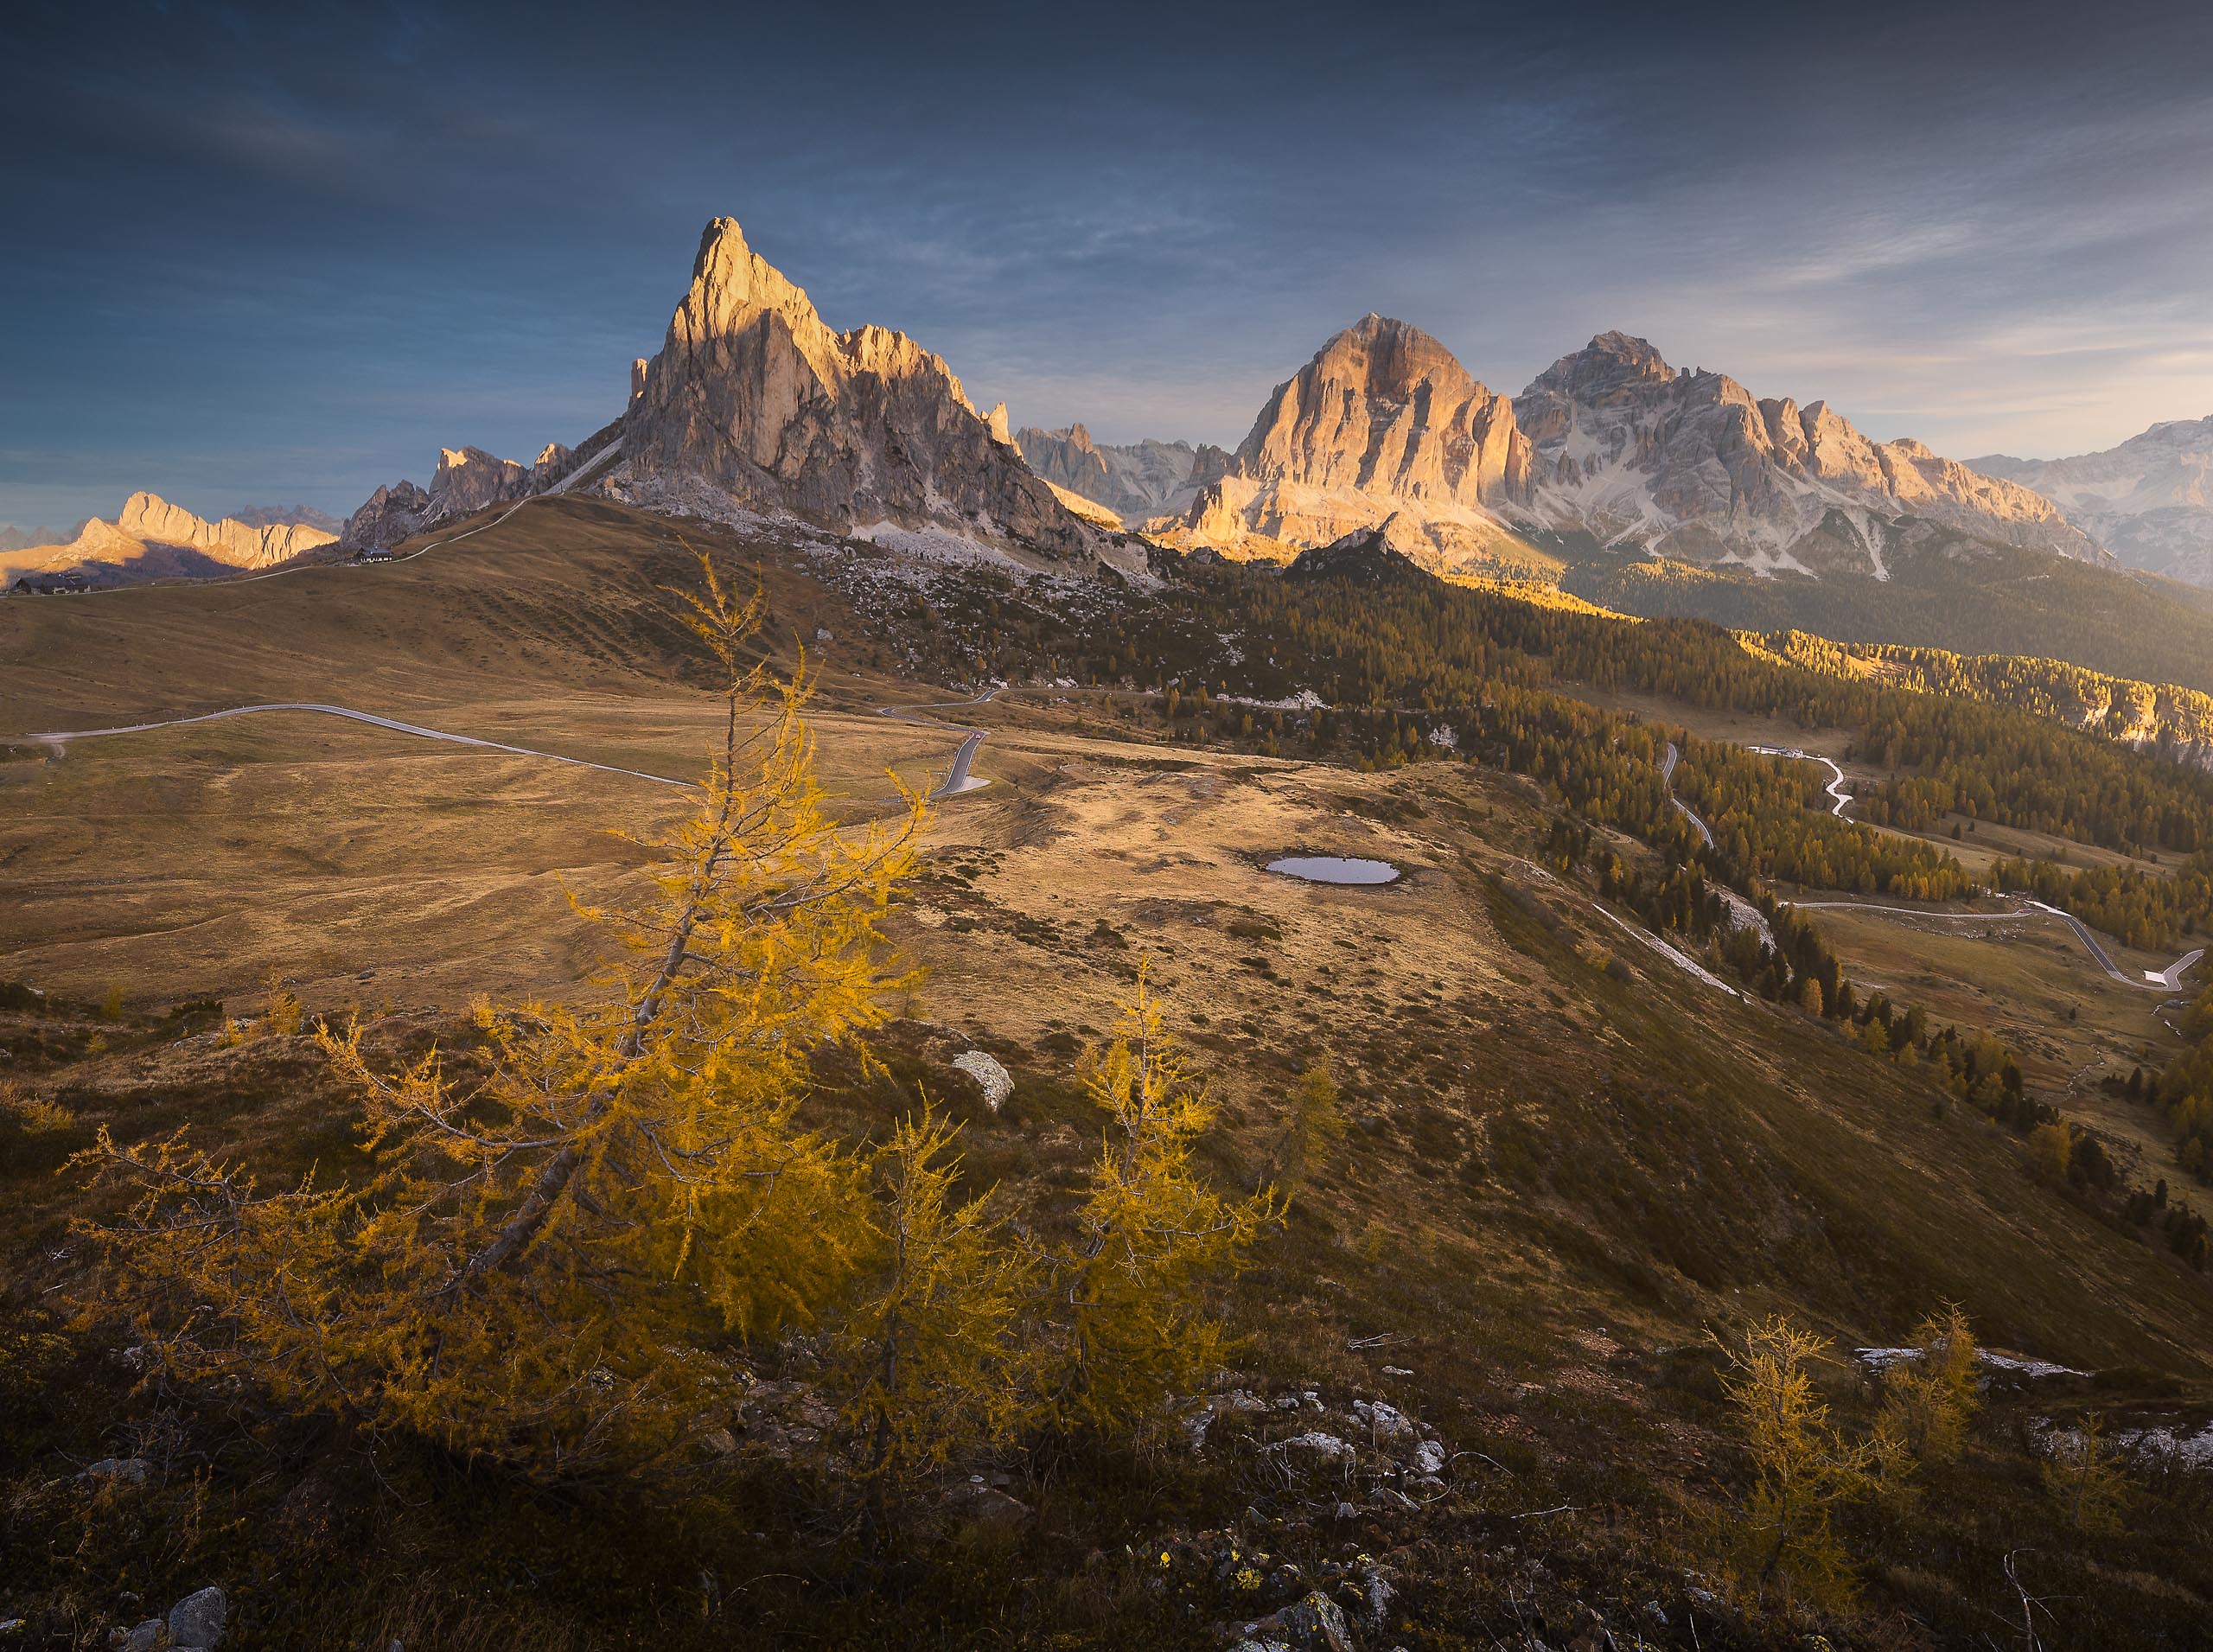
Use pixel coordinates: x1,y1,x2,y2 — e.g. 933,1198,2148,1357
341,442,585,549
612,218,1104,565
1513,331,2105,575
1156,315,1534,573
1974,414,2213,586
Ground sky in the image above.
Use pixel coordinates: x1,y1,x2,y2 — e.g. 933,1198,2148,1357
4,0,2212,531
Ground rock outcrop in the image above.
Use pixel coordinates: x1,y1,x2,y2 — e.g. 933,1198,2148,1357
1154,315,1535,572
1013,424,1210,526
615,217,1100,564
3,493,336,585
1974,415,2213,585
340,479,438,550
430,446,532,516
1282,519,1437,586
340,437,593,550
1514,331,2106,575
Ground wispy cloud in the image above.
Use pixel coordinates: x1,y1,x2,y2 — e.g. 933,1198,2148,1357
3,0,2210,522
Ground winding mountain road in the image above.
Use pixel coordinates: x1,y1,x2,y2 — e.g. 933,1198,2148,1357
875,686,997,798
24,702,690,786
1747,744,1852,817
18,666,994,805
1660,742,1715,847
1661,734,2199,998
1791,896,2202,994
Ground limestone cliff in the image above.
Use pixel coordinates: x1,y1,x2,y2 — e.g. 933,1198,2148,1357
1514,332,2105,575
615,218,1099,564
1155,316,1535,571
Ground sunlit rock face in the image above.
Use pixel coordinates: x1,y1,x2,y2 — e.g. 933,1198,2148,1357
1,493,337,584
1974,416,2213,586
1513,332,2106,576
1154,315,1536,571
620,217,1100,562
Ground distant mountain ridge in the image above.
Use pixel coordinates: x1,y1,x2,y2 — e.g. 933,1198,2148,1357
1973,415,2213,586
1514,331,2102,574
226,503,344,536
1152,322,2107,579
2,493,336,586
342,443,580,550
1011,424,1225,526
0,524,72,554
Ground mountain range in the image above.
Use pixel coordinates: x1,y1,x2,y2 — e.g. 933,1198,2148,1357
1134,321,2106,579
12,216,2207,603
1974,416,2213,586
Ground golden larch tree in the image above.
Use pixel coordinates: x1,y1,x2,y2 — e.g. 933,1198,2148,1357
1048,966,1279,1435
1715,1315,1885,1605
1878,1304,1980,1467
73,558,926,1474
837,1107,1037,1501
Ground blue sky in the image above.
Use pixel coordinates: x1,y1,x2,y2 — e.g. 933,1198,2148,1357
4,0,2210,529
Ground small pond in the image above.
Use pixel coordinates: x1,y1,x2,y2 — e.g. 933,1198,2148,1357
1265,855,1400,885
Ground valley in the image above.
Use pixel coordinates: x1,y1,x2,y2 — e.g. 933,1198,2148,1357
8,489,2213,1646
7,26,2213,1628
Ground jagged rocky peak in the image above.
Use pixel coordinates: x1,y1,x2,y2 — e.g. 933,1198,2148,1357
616,217,1100,564
1284,517,1434,584
1156,313,1534,572
338,427,608,550
1525,330,1674,400
433,447,532,513
1513,332,2103,575
1234,313,1529,503
341,480,435,550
